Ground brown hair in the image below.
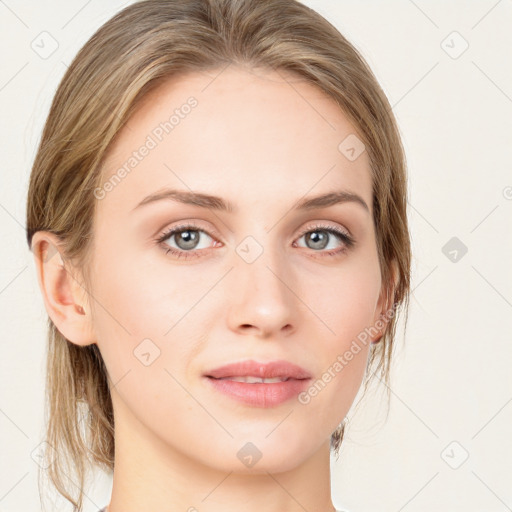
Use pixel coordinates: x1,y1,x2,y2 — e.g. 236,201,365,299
26,0,411,509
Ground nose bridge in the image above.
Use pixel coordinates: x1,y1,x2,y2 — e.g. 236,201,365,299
234,229,287,292
226,227,297,334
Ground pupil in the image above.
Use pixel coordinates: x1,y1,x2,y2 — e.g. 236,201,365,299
307,231,328,250
177,230,198,249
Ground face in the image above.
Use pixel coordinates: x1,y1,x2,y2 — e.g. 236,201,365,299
87,65,385,473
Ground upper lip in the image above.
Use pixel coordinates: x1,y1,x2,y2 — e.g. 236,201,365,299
205,359,312,380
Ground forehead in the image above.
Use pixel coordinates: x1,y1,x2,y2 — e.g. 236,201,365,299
98,65,373,217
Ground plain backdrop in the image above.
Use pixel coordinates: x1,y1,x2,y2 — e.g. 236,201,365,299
1,1,511,511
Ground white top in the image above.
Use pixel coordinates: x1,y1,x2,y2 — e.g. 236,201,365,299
99,507,349,511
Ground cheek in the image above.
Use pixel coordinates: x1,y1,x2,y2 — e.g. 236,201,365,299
88,259,199,420
90,246,213,378
298,257,380,412
305,254,381,343
92,237,198,330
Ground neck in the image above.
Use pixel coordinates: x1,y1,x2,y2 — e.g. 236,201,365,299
106,396,337,512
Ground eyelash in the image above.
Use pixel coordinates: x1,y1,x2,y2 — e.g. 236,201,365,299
155,221,355,260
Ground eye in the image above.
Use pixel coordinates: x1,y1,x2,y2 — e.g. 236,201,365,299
156,222,220,260
293,223,355,257
155,221,355,260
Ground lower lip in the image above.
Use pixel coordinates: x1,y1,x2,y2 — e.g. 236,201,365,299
204,376,311,407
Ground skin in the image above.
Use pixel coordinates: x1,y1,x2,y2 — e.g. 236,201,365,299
32,65,395,512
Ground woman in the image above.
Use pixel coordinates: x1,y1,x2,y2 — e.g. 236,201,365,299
26,1,411,511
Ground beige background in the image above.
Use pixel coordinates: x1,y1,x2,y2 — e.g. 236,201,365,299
0,1,511,511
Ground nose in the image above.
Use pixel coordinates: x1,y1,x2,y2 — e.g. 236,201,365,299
225,239,299,339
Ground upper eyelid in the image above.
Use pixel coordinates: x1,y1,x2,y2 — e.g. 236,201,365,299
158,221,218,241
296,222,351,237
158,221,351,244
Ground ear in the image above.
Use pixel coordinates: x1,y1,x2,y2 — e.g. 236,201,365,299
31,231,96,346
371,259,399,344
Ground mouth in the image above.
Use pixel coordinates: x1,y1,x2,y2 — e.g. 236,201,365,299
202,360,312,407
204,375,311,407
207,375,295,384
204,359,312,381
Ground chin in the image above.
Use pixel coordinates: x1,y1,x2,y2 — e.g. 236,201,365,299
198,429,321,474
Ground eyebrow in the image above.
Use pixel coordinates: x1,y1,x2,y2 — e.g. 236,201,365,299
131,188,370,214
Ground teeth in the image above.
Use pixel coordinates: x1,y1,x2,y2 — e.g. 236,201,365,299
219,376,289,383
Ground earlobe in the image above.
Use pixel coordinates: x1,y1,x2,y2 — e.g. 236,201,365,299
31,232,96,346
371,259,399,344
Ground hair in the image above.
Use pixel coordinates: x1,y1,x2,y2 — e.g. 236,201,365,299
25,0,411,510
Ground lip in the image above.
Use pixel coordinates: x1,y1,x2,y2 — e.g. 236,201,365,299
203,359,312,408
205,359,312,380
